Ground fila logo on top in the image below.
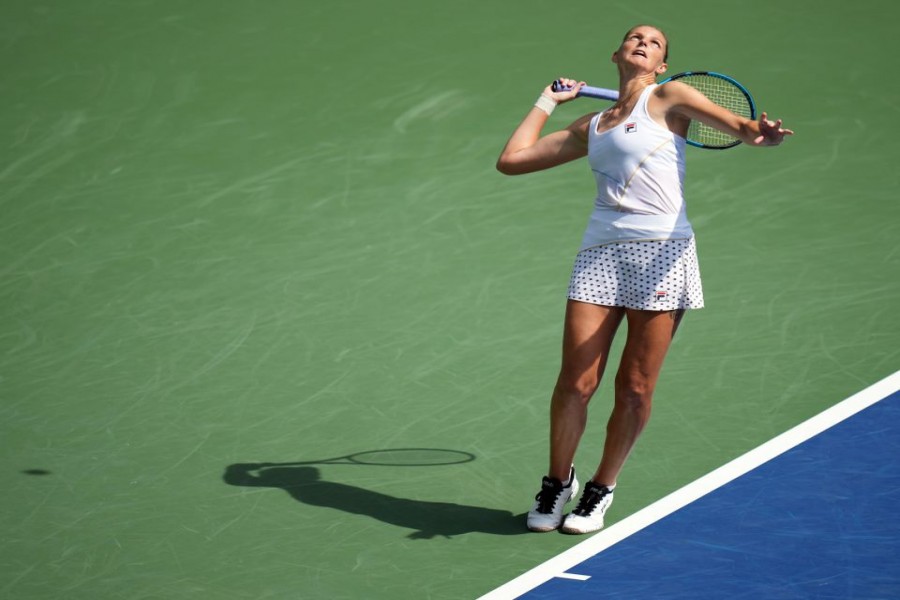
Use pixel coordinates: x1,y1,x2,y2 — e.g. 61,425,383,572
625,122,637,133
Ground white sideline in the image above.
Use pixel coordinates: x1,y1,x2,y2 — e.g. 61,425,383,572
478,370,900,600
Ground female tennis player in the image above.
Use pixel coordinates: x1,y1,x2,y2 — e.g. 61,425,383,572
496,25,793,534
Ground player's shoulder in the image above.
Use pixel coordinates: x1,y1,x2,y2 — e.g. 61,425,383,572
655,79,694,98
653,80,706,111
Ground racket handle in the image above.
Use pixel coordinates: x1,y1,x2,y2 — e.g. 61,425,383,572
551,80,619,101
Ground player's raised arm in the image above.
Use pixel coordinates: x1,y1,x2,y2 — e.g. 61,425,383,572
496,78,592,175
657,80,793,146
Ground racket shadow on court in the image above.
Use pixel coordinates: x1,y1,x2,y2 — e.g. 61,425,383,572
223,449,528,539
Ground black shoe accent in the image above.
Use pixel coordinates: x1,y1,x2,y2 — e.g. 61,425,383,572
534,467,576,514
534,477,564,514
571,481,612,517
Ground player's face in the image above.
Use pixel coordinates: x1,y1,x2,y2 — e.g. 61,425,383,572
615,26,668,74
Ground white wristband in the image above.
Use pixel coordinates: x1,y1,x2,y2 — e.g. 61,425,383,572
534,94,557,116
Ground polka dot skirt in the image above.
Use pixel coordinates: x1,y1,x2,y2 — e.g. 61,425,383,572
567,237,704,310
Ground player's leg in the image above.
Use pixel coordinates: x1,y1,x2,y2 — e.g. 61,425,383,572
595,308,684,485
562,308,683,534
528,300,624,532
549,300,626,480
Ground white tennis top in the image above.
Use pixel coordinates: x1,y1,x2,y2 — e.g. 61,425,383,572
580,84,693,251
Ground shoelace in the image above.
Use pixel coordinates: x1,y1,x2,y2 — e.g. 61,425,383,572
534,478,564,514
571,484,612,516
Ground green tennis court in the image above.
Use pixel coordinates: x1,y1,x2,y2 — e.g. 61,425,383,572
3,1,899,598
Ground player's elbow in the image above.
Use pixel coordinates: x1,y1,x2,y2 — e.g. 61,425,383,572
496,162,516,175
496,155,525,175
495,156,513,175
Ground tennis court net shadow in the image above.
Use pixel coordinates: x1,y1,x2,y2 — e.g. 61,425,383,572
223,462,528,538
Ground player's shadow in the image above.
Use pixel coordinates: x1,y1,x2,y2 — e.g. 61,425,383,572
223,462,528,538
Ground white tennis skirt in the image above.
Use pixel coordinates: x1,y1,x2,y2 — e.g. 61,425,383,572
567,237,704,311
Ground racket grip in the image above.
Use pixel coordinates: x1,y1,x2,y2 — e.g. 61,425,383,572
552,80,619,101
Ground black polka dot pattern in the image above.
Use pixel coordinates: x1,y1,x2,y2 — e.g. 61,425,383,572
567,238,704,310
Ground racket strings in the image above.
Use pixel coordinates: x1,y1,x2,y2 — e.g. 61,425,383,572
682,74,753,148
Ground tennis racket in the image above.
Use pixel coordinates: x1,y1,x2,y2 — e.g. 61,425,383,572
551,71,756,149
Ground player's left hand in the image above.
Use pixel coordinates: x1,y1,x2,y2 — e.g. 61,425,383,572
752,112,794,146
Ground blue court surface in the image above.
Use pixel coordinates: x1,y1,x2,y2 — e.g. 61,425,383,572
482,372,900,599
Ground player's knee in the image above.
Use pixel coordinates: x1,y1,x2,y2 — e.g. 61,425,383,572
614,373,654,412
554,374,598,406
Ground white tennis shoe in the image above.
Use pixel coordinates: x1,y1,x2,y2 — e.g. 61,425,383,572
560,481,614,534
526,467,579,532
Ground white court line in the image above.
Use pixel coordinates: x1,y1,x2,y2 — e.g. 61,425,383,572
479,370,900,600
555,573,590,581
